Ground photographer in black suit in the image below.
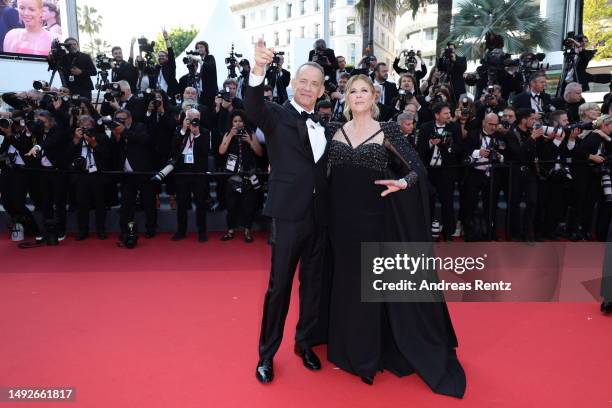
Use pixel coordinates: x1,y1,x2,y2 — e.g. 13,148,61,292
167,108,210,242
373,62,398,109
265,54,290,104
70,115,111,240
111,109,157,238
154,30,179,97
352,54,377,80
57,37,97,100
334,56,352,83
308,39,338,83
417,102,463,240
511,72,552,118
246,39,332,384
195,40,218,107
564,35,611,93
25,110,71,240
111,42,139,92
437,42,467,102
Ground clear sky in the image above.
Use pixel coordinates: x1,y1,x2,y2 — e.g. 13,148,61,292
76,0,211,54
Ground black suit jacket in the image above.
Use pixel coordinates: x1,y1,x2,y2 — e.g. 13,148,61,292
308,49,339,82
511,91,553,112
169,128,210,173
437,55,467,98
112,60,139,92
100,96,147,124
38,125,72,169
199,54,218,106
60,52,97,97
351,68,375,81
154,46,179,97
244,81,332,223
416,121,463,167
376,80,399,108
392,57,427,82
113,122,156,172
70,129,112,172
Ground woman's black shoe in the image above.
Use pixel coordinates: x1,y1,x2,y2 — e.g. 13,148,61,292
361,376,374,385
221,231,234,241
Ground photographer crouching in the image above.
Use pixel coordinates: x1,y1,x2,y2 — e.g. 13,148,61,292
70,115,111,240
218,110,263,243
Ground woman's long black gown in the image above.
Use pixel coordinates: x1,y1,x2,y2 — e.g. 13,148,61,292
327,122,466,398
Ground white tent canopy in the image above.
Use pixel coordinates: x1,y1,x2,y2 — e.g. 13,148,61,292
175,0,253,87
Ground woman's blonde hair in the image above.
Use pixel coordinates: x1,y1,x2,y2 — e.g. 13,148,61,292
578,102,600,120
343,74,380,121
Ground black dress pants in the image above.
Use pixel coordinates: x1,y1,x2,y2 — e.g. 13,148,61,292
258,202,326,360
74,172,107,234
120,174,157,234
39,169,68,235
175,173,208,234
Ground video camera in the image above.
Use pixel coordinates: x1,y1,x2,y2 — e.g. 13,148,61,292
217,87,232,102
137,37,156,75
324,76,337,94
225,43,242,78
400,49,419,74
103,82,123,102
96,54,113,71
97,115,121,130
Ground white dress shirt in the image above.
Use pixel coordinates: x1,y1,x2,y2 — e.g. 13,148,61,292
250,72,327,163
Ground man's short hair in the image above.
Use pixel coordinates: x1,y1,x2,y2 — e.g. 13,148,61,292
563,82,582,98
503,106,516,114
316,100,332,111
186,108,200,118
117,80,130,91
529,71,547,83
222,78,238,88
339,73,351,81
516,107,535,123
374,62,387,72
397,112,416,124
547,110,567,125
114,109,132,119
34,109,52,120
579,102,600,119
64,37,78,44
295,62,325,81
263,85,273,93
111,46,122,54
431,102,450,115
336,55,345,61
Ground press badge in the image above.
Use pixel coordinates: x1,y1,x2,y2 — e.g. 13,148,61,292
69,75,75,82
184,153,194,164
226,153,238,171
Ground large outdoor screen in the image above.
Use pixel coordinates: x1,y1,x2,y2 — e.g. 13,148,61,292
0,0,66,57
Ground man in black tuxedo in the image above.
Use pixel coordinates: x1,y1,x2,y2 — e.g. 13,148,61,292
265,55,291,104
153,30,179,97
100,80,147,124
111,44,138,92
437,43,467,102
416,102,463,240
372,62,398,109
308,39,339,83
393,50,428,83
334,55,352,83
195,41,218,107
57,37,97,100
511,72,552,118
246,39,331,384
111,109,157,238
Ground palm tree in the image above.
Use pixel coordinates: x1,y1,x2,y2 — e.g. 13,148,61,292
446,0,555,60
77,5,104,54
355,0,419,55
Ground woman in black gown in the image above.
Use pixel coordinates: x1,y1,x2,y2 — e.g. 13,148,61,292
326,75,466,398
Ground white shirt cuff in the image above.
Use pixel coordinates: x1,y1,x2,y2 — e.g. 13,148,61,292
249,73,265,87
471,150,481,159
567,140,576,150
553,138,562,147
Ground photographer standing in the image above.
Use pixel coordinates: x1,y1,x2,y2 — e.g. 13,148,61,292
25,110,71,241
178,55,202,99
169,109,210,242
373,62,398,109
236,59,251,100
308,39,338,83
195,40,218,107
393,50,427,83
511,72,552,117
70,115,111,240
505,108,542,241
436,42,467,102
329,73,348,123
111,109,157,239
353,54,377,80
144,89,176,169
334,56,352,83
265,54,290,104
154,29,179,97
563,34,611,93
111,42,139,92
57,38,97,100
551,82,585,123
218,110,263,243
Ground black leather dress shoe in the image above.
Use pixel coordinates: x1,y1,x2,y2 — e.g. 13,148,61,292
171,232,186,241
255,359,274,383
601,301,612,314
97,231,107,240
75,232,88,241
144,230,156,239
361,375,374,385
294,345,321,370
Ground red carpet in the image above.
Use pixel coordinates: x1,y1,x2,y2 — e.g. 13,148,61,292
0,233,610,408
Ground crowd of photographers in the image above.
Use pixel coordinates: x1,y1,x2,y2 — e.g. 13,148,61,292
0,31,611,247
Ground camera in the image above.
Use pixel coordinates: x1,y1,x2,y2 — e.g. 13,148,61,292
32,80,49,91
25,119,45,135
103,82,123,102
0,118,13,129
313,51,330,65
500,120,511,129
565,120,594,132
324,76,337,94
217,87,232,102
400,49,418,74
183,55,199,66
272,51,284,65
398,89,413,100
97,115,121,129
138,37,155,54
96,54,113,71
188,118,200,127
225,43,243,78
72,156,87,172
121,221,139,249
438,47,455,72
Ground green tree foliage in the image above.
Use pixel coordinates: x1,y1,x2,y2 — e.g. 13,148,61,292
583,0,612,60
154,26,199,56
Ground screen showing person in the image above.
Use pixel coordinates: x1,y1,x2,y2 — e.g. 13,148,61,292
2,0,63,56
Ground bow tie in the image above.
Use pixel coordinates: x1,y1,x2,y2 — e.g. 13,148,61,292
300,111,319,124
532,94,540,99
